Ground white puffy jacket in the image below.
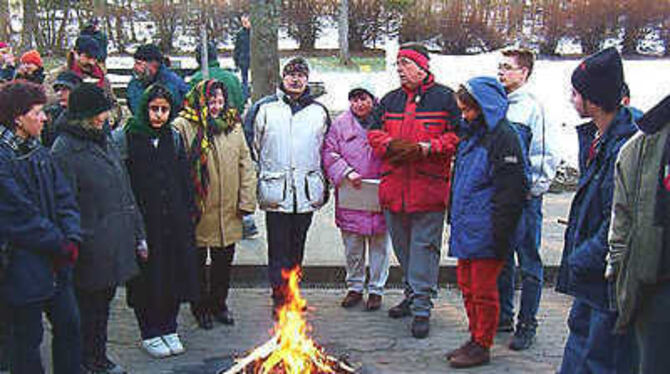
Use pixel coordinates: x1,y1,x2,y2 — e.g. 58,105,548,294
251,89,330,213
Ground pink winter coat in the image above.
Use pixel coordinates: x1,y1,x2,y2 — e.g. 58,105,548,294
323,109,386,236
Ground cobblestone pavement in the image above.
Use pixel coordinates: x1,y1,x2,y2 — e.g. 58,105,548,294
39,287,571,373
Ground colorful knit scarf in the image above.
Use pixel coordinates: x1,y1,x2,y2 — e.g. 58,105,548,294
181,79,239,222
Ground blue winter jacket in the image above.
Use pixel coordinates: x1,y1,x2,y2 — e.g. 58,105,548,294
127,65,188,115
0,125,81,306
449,77,528,260
555,107,637,310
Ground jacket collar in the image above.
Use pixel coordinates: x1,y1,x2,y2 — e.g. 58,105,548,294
637,94,670,135
576,106,637,178
401,73,435,97
0,124,40,155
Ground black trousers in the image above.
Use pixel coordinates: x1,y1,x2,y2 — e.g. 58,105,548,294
191,245,235,316
134,302,179,340
266,212,313,289
76,286,116,369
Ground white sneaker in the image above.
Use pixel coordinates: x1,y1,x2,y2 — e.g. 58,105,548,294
141,336,172,358
162,333,185,355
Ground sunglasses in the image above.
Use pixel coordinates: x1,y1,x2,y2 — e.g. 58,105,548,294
149,105,170,114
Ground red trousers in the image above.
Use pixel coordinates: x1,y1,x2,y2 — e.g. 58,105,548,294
457,259,505,348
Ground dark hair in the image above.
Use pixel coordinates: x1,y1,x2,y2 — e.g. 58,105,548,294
205,80,229,113
147,84,173,106
0,81,47,129
502,48,535,77
455,85,480,113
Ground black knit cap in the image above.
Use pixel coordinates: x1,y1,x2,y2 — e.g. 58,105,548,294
53,71,83,91
134,44,163,63
75,35,101,58
571,47,623,110
68,83,112,120
282,57,309,77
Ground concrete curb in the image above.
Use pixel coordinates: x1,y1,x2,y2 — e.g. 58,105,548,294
230,265,561,288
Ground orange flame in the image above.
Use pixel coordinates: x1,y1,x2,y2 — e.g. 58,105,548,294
256,266,334,374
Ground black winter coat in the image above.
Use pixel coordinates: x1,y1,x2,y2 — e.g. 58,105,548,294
121,126,199,309
51,122,144,291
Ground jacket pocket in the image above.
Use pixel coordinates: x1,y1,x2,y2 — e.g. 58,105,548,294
258,171,286,208
305,170,326,207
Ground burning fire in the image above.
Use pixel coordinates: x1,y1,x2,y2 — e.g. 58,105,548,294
256,266,335,374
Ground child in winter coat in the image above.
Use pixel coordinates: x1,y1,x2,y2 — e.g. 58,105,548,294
446,77,528,368
323,83,390,311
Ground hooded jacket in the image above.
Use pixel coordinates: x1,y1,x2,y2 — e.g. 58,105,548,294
556,106,637,310
323,109,386,236
448,77,528,260
368,74,460,213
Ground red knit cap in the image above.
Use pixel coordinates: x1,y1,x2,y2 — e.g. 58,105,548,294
397,44,430,72
20,50,42,67
0,42,8,49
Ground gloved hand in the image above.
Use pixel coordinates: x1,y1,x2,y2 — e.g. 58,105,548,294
54,240,79,270
136,240,149,262
387,139,423,164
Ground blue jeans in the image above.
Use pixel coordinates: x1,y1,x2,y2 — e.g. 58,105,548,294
497,195,543,327
385,211,444,318
559,298,635,374
9,279,81,374
635,281,670,374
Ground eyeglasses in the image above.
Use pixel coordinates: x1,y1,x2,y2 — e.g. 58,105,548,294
498,63,523,72
149,105,170,114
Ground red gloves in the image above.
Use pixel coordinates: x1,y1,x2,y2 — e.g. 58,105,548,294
54,240,79,270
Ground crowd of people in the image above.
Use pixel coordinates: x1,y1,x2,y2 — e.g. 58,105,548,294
0,13,668,374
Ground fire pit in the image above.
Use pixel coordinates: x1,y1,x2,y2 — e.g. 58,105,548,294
221,267,358,374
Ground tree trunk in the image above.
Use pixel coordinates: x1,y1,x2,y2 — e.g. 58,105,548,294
0,0,8,42
21,0,38,50
250,0,281,102
338,0,351,65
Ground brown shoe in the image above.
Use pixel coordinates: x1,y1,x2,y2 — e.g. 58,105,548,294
449,341,490,368
446,339,475,360
340,291,363,308
366,294,382,311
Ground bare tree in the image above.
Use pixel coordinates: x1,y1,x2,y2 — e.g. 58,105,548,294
251,0,281,102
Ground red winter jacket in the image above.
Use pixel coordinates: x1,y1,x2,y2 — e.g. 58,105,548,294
368,76,460,213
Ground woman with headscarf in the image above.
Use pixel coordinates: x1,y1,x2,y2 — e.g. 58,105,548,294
173,79,256,330
113,84,198,358
52,82,146,374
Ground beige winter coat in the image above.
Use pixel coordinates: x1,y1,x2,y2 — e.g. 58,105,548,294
173,117,257,248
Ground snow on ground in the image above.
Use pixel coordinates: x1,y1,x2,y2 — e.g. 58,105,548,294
107,52,670,167
313,52,670,167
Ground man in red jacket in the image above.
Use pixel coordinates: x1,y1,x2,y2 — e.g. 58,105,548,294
368,43,460,338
